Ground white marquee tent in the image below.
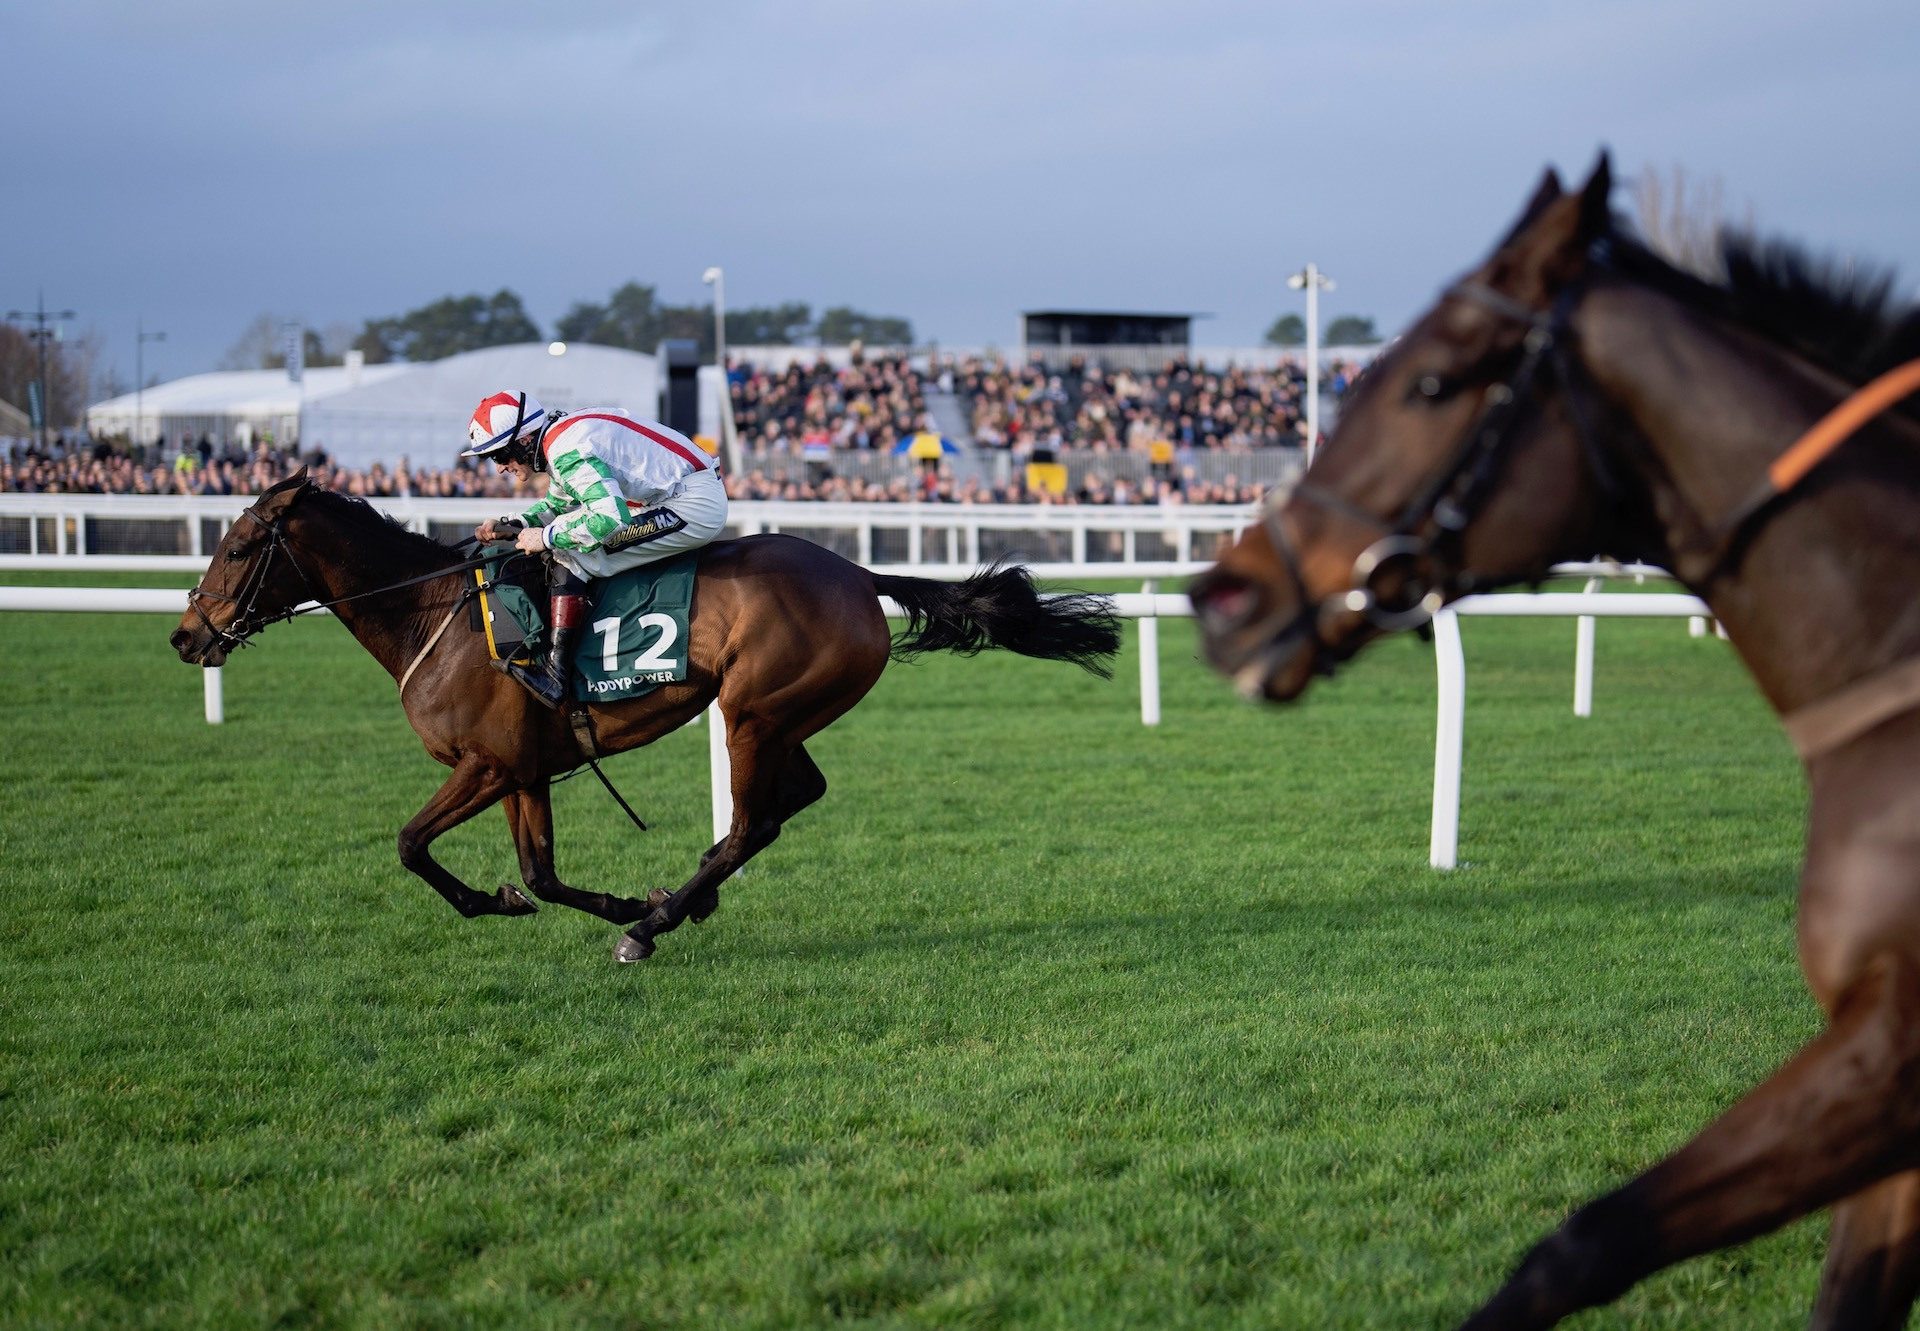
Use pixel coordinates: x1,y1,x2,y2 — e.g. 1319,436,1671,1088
86,342,661,471
301,342,660,470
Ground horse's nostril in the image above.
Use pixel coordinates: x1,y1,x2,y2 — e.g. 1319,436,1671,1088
1192,575,1257,625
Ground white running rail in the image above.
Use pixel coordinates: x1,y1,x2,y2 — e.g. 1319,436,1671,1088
0,569,1710,865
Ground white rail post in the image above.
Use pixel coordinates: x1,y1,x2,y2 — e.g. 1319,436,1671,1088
1138,580,1161,727
1573,576,1600,718
203,666,224,724
706,699,731,847
1430,608,1465,870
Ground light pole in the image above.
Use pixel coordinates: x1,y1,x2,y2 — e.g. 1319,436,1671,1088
703,266,740,472
136,318,166,455
1286,263,1335,464
6,293,77,454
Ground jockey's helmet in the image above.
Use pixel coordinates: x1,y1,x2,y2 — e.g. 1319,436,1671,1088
462,390,551,466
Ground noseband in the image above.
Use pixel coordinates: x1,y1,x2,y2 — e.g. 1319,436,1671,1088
1256,278,1599,658
184,500,324,654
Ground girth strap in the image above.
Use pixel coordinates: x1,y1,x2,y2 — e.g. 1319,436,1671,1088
1783,654,1920,760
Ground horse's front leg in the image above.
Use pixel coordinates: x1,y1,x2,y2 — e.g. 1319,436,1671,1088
1810,1170,1920,1330
398,753,535,918
1457,948,1920,1331
502,784,650,924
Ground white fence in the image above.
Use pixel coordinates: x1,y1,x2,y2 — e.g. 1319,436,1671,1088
0,562,1711,866
0,494,1254,569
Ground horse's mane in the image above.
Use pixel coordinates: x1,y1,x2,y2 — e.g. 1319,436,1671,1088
1602,217,1920,418
302,486,461,566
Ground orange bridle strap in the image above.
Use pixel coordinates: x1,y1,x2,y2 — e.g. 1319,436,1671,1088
1769,357,1920,493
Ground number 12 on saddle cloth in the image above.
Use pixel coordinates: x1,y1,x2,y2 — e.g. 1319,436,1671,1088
472,547,699,702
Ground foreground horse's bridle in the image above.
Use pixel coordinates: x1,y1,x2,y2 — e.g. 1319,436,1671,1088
1253,277,1601,664
184,499,325,655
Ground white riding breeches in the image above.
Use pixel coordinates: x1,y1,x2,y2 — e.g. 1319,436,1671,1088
551,467,730,579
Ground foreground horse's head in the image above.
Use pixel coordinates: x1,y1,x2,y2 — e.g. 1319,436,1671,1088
172,469,315,667
1192,155,1629,701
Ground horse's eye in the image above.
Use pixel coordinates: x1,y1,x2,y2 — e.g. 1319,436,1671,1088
1409,373,1457,405
226,548,248,562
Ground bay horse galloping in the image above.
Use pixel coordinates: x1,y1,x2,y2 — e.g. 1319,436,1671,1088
1191,154,1920,1328
173,471,1119,963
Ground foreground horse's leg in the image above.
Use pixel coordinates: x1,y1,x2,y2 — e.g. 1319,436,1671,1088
398,754,535,918
681,744,829,914
1458,950,1920,1331
1810,1171,1920,1331
615,721,791,963
502,785,650,924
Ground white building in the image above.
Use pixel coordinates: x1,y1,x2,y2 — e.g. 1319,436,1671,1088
86,342,661,471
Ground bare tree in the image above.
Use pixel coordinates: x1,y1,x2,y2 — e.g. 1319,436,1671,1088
1633,164,1754,280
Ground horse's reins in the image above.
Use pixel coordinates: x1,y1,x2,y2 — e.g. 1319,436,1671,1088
191,487,653,823
1251,280,1591,671
1262,266,1920,755
187,496,502,672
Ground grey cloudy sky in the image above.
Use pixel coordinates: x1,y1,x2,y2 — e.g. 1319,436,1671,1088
9,0,1919,386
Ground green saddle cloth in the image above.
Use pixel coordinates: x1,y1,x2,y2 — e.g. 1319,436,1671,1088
480,548,699,703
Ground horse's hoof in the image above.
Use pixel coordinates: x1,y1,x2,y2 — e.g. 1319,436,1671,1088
498,884,538,914
613,932,655,964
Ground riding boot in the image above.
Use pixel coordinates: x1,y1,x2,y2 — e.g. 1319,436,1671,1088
508,592,584,709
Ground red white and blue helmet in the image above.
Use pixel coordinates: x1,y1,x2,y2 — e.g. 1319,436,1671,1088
462,390,549,460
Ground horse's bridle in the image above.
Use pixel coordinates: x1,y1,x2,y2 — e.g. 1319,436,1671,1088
185,486,501,655
184,498,324,654
1253,276,1600,664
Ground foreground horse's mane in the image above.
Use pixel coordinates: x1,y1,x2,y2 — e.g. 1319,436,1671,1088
303,486,460,565
1604,218,1920,416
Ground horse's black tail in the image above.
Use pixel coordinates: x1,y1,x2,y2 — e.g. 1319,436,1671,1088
870,560,1121,678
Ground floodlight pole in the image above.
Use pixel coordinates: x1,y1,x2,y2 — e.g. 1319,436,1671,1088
702,266,741,473
6,293,78,453
136,317,166,454
1286,263,1335,465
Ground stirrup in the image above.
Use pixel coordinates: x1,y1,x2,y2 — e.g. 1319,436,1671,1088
505,659,567,709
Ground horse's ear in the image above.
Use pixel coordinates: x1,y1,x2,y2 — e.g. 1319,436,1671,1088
1494,166,1566,247
1490,151,1613,298
257,467,310,516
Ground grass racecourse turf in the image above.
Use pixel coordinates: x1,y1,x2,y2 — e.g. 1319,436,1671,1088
0,569,1820,1328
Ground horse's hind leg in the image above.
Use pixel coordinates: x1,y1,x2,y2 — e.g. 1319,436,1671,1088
503,785,650,925
1811,1171,1920,1331
615,719,793,963
682,745,828,919
1458,949,1920,1331
399,754,535,918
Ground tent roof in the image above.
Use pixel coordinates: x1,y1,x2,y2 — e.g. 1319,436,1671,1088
87,363,411,418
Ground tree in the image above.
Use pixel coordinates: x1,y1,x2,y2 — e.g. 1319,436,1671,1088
355,289,542,363
1263,313,1306,347
725,302,814,347
816,306,913,346
219,313,290,371
1323,315,1381,346
1,322,97,431
555,281,664,350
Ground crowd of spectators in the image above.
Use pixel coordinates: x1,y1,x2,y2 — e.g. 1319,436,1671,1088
4,346,1362,503
2,435,1273,508
727,352,928,457
0,437,531,501
723,350,1364,462
956,353,1363,456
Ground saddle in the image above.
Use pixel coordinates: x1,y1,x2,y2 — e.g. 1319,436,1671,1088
471,546,699,703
